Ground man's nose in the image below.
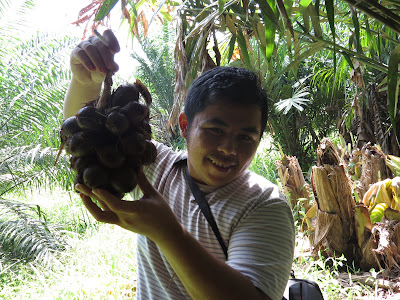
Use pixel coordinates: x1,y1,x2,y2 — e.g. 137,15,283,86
217,137,237,155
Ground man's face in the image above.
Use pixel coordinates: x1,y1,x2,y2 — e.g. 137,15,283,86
179,100,262,187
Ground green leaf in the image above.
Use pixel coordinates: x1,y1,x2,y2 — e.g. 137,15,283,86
236,29,251,68
387,44,400,137
274,87,310,114
350,7,363,54
308,4,322,38
255,22,267,50
370,203,388,224
227,34,236,63
267,0,277,13
266,42,274,61
160,11,174,21
253,22,267,60
129,0,139,17
302,5,310,33
273,41,325,79
218,0,226,14
299,0,312,13
257,0,279,27
265,19,275,61
95,0,119,21
341,52,354,69
325,0,334,37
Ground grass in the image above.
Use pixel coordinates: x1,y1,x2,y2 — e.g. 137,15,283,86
291,231,400,300
0,188,137,300
249,135,281,183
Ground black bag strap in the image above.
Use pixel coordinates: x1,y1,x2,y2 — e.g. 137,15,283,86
184,164,228,259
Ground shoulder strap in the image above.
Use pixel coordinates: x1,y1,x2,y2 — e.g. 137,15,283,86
184,164,228,259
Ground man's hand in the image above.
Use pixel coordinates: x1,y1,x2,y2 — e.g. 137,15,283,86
63,29,121,118
75,168,183,244
71,29,120,85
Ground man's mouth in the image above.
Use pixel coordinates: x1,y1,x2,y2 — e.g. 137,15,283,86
208,156,238,169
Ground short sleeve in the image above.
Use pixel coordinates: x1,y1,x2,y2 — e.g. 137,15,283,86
226,199,295,300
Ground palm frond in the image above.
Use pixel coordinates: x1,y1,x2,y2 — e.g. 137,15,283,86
0,0,35,35
0,32,79,192
131,22,184,148
275,86,311,114
0,145,74,196
0,198,68,265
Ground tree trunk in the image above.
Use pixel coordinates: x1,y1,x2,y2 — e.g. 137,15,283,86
311,138,357,260
308,138,400,272
276,155,313,212
361,220,400,271
356,143,390,200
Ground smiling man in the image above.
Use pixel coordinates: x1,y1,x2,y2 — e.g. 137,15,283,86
180,99,262,187
63,30,295,300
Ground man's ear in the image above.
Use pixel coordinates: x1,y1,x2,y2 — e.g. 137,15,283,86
178,113,188,139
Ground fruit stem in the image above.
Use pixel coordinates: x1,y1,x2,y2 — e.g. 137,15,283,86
94,29,110,47
96,70,113,109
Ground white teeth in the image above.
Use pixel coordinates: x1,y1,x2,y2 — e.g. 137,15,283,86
209,157,236,168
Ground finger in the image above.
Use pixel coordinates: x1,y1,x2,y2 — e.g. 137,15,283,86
75,183,97,198
76,184,123,207
92,188,138,213
71,45,96,72
90,32,119,72
97,199,111,211
71,42,108,73
84,40,110,73
80,194,119,224
103,29,120,53
136,168,159,198
97,192,124,211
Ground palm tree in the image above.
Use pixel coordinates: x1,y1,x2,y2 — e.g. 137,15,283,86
0,0,78,264
131,22,185,150
0,32,78,195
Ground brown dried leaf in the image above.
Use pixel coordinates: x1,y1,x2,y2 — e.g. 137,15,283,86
139,11,149,38
71,15,91,26
355,203,372,248
122,6,131,25
78,2,98,16
168,15,188,130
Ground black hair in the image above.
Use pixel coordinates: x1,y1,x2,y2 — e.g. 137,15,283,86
183,66,268,136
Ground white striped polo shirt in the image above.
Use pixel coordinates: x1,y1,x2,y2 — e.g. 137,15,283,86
134,141,295,300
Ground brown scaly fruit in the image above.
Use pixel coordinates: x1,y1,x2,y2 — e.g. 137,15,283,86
58,71,157,196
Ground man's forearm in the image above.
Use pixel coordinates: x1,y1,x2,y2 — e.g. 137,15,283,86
63,76,102,119
157,228,270,300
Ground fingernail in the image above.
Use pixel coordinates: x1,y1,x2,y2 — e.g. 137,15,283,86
87,63,96,71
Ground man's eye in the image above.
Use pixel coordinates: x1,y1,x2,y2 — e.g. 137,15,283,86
207,128,223,134
240,135,255,143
